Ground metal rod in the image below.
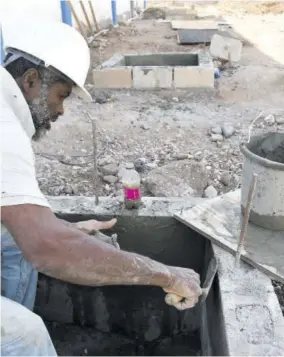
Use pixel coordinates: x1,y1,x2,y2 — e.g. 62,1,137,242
111,0,118,26
79,1,94,35
60,0,73,26
235,173,258,265
67,1,88,42
88,0,100,32
85,112,99,205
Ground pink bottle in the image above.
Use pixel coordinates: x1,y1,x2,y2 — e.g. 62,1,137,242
122,163,141,209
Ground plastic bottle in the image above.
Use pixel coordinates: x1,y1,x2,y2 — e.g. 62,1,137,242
122,163,141,209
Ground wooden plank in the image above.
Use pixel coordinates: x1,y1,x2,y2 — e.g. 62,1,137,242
171,20,218,30
175,190,284,283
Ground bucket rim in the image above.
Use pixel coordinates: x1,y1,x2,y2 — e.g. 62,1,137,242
240,135,284,171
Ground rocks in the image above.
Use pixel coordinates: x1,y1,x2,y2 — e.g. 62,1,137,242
100,163,119,176
220,172,231,186
175,153,190,160
143,7,166,19
211,126,222,135
276,117,284,125
264,114,275,126
144,160,208,197
194,151,203,161
221,124,235,138
211,134,224,142
141,123,150,130
204,185,218,198
134,158,147,173
103,175,117,184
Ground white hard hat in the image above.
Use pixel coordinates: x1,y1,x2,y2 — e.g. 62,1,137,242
2,20,91,102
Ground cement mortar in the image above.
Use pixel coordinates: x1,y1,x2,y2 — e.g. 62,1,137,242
45,196,284,356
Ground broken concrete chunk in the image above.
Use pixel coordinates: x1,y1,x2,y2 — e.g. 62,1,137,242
211,126,222,135
220,172,231,186
134,158,147,173
144,160,208,197
210,34,242,62
204,185,218,198
264,114,275,126
221,124,235,138
276,117,284,125
141,123,150,130
101,163,119,176
211,134,224,142
103,175,118,184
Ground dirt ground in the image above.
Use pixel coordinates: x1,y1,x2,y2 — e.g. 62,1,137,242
33,5,284,314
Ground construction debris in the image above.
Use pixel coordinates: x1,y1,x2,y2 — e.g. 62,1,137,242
210,33,243,62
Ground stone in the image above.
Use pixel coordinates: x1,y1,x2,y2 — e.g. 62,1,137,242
93,68,132,89
264,114,275,126
204,185,218,198
141,123,150,130
175,153,189,160
134,158,147,173
276,117,284,125
211,134,224,142
172,97,179,102
211,126,222,135
210,34,243,62
101,163,119,176
133,67,172,89
220,172,231,186
103,175,117,184
194,151,203,161
144,160,208,197
146,162,158,170
221,124,235,138
174,67,214,88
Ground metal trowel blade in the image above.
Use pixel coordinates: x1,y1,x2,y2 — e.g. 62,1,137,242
200,256,218,304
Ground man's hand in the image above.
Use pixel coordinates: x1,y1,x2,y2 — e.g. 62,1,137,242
75,218,117,234
163,267,202,310
75,218,119,249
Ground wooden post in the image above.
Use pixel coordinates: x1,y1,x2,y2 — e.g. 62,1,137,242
79,1,94,35
88,1,100,32
67,1,88,42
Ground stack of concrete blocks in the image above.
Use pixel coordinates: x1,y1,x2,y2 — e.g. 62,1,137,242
92,52,214,89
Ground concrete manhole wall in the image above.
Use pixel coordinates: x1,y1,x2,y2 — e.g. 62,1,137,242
35,215,227,356
35,196,284,356
92,52,214,89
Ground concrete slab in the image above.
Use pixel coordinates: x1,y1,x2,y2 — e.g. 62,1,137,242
175,190,284,283
210,33,243,62
174,67,214,88
177,29,217,44
171,20,218,30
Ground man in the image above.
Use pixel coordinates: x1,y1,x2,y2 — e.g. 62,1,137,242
0,21,201,356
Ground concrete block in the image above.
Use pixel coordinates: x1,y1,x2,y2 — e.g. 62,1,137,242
210,34,242,62
93,68,132,88
133,67,172,89
177,29,217,44
174,67,214,88
172,20,218,30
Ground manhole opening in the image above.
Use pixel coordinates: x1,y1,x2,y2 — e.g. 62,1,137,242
124,53,199,67
36,215,227,356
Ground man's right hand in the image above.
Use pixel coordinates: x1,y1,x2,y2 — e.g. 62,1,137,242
163,267,202,310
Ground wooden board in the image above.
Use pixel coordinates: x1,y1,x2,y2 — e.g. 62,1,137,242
175,190,284,283
171,20,218,30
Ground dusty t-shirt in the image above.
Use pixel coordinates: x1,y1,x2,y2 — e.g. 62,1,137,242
0,66,49,235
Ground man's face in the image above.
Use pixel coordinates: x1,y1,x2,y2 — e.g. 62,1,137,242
28,81,72,141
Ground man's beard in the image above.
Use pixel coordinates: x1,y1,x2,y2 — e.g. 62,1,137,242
27,94,56,141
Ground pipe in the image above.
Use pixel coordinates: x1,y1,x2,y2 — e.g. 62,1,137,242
60,0,72,26
0,25,4,65
144,0,147,10
79,1,94,35
88,1,100,32
111,0,118,26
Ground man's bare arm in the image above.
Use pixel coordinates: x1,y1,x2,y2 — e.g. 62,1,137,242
1,204,201,310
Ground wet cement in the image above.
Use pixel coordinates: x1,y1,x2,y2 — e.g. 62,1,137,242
251,133,284,164
45,321,200,356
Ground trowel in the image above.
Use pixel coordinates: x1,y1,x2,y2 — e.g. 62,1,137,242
165,256,218,307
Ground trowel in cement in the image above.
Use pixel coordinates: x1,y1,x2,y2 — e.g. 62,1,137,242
165,256,218,307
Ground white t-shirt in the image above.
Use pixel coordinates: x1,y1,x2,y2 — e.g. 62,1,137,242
0,66,50,235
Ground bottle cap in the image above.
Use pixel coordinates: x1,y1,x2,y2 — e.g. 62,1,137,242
126,163,134,169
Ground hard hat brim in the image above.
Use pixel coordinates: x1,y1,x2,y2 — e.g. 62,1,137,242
72,85,92,102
